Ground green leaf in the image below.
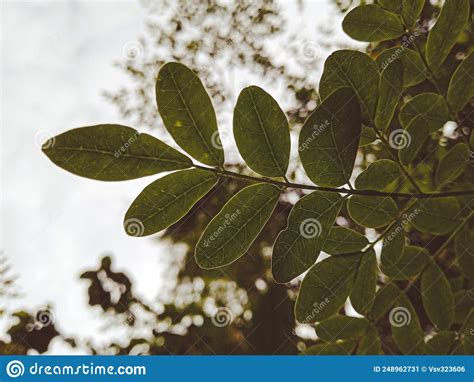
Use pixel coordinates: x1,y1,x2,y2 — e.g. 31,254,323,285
195,183,280,269
42,124,192,181
156,62,224,166
357,324,382,355
398,115,430,165
426,0,470,69
370,283,401,321
295,253,360,323
401,0,424,26
455,227,474,281
360,125,377,147
391,294,425,354
377,0,402,13
454,289,474,323
398,93,449,130
412,197,461,235
426,331,456,355
375,60,403,131
460,309,474,354
447,52,474,112
342,5,405,42
299,87,361,187
315,316,369,341
381,245,429,280
376,47,427,87
355,159,401,191
323,227,369,255
421,261,454,330
124,169,218,237
302,340,357,355
381,223,406,268
233,86,290,177
347,195,398,228
436,143,470,185
319,50,379,123
351,250,377,314
272,191,343,283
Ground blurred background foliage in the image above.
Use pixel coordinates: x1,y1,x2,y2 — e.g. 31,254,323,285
1,0,473,355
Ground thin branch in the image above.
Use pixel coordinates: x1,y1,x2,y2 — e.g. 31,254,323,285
193,164,474,198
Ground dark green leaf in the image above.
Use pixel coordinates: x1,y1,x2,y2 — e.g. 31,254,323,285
351,250,377,314
124,169,218,237
233,86,290,177
347,195,398,228
299,87,361,187
319,50,379,123
272,191,343,283
401,0,424,26
426,0,470,69
315,316,369,341
42,124,192,181
460,309,474,354
398,93,449,130
391,294,425,354
323,227,369,255
357,324,381,355
455,227,474,280
295,253,360,323
375,61,403,131
302,340,357,355
381,245,429,280
381,222,406,267
422,261,454,330
156,62,224,166
342,5,405,42
398,115,429,165
412,197,461,235
360,125,377,147
436,143,470,185
355,159,401,191
454,289,474,323
377,0,402,13
195,183,280,269
426,331,456,355
447,52,474,112
376,47,427,87
370,283,401,321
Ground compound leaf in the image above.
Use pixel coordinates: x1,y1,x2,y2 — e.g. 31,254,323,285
156,62,224,166
421,261,454,330
233,86,290,177
426,0,470,69
375,60,403,131
447,52,474,111
319,50,379,123
42,124,192,181
347,195,398,228
436,143,470,185
342,5,405,42
323,227,369,255
295,253,360,324
272,191,343,283
124,169,218,237
195,183,280,269
299,87,361,187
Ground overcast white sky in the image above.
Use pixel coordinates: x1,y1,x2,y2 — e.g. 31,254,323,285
1,0,355,353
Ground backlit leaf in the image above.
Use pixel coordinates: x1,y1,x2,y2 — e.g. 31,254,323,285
381,245,429,280
401,0,424,26
195,183,280,269
375,60,403,131
380,224,406,268
299,87,361,187
360,125,377,147
377,0,402,13
447,52,474,112
376,47,427,87
233,86,290,177
42,124,192,181
398,115,430,165
412,197,461,235
391,294,425,354
124,169,218,237
436,143,470,185
347,195,398,228
355,159,401,191
426,0,470,68
398,93,449,130
342,5,405,42
272,191,343,283
351,250,377,314
323,227,369,255
156,62,224,166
